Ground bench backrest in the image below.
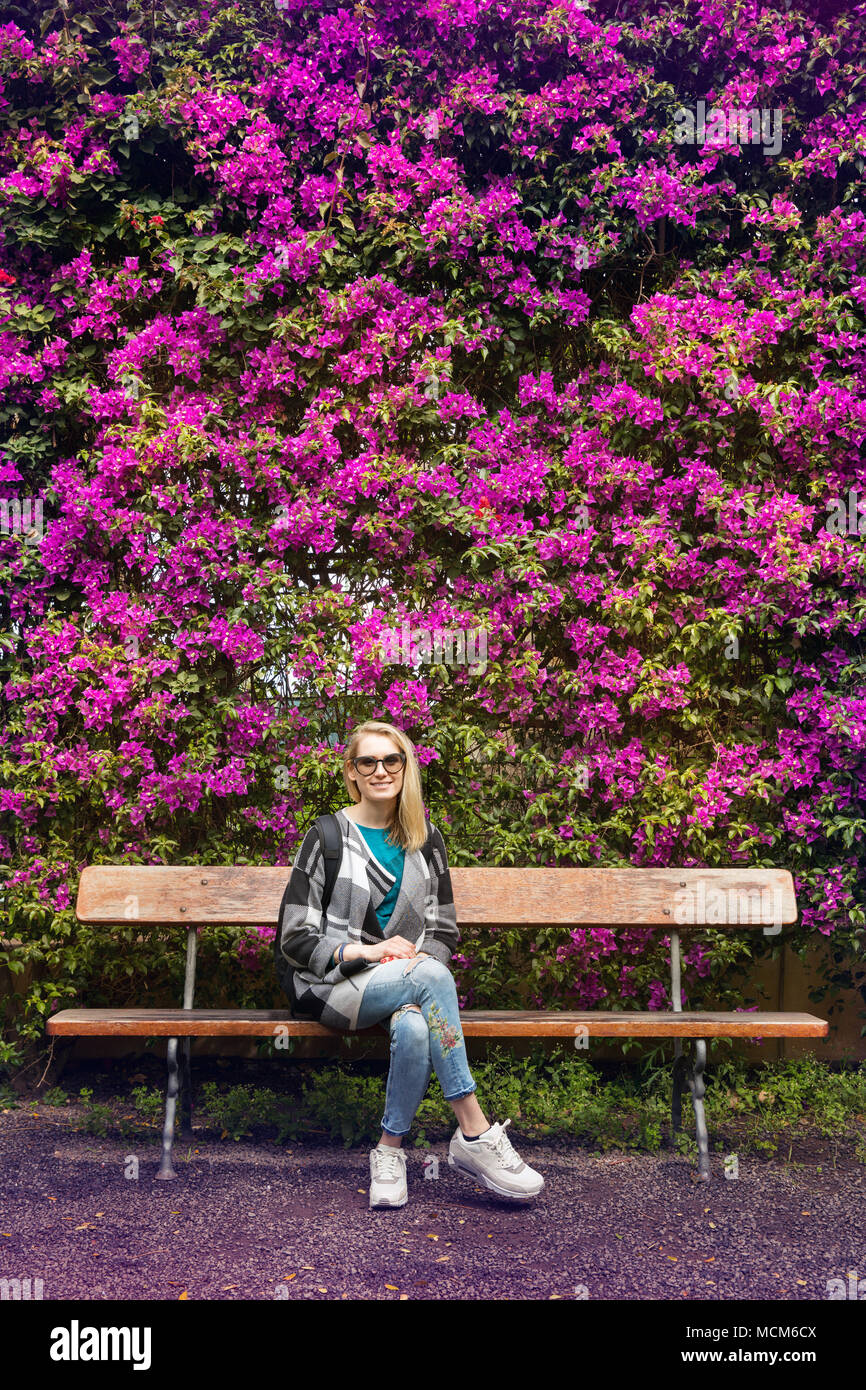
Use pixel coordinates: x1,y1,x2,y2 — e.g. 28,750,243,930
76,866,797,930
73,866,797,1017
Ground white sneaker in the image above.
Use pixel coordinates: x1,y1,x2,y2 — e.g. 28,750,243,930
369,1143,408,1208
448,1119,544,1201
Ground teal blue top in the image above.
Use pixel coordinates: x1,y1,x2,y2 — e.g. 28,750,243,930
356,823,405,930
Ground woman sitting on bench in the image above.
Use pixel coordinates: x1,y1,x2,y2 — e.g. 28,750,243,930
275,718,544,1209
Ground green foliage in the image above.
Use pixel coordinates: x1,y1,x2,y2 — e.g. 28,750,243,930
190,1049,866,1162
298,1070,392,1147
74,1085,113,1137
130,1084,164,1123
40,1085,69,1106
197,1080,304,1143
17,1051,863,1167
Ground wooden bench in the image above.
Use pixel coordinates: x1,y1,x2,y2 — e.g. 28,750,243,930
46,865,827,1183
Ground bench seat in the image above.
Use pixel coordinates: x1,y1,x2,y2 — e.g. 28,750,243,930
47,1007,828,1038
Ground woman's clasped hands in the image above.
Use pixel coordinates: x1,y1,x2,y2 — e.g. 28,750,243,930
365,935,431,974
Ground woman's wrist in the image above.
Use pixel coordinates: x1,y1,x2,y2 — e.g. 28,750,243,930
338,943,366,963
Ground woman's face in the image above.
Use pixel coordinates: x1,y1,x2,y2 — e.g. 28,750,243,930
346,733,405,810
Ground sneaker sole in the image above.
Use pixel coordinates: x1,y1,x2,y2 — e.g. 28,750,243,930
447,1150,544,1202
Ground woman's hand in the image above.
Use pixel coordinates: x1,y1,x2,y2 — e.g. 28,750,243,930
363,935,417,963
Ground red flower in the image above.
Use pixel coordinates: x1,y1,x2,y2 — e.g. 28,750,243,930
0,269,15,286
150,215,164,226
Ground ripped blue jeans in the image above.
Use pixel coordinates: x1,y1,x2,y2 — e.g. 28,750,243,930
355,955,477,1136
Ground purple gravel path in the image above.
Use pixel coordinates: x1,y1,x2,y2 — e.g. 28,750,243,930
2,1112,863,1300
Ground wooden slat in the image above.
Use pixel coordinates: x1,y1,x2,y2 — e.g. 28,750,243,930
454,868,795,927
46,1008,828,1038
75,865,797,929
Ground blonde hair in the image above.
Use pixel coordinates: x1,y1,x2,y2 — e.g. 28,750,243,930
342,720,428,852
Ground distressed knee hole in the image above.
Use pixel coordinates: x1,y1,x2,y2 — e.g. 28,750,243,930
390,1004,431,1052
390,1003,425,1029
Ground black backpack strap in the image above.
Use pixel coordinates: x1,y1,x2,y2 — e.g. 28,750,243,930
315,813,343,916
421,816,436,869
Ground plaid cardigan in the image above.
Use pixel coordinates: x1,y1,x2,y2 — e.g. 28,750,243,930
275,809,460,1030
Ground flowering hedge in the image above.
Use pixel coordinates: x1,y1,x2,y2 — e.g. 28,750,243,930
1,0,865,1067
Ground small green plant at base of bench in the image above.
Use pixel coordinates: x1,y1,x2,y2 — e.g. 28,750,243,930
299,1070,394,1147
0,1083,19,1110
130,1085,165,1125
673,1131,698,1162
73,1085,174,1139
197,1082,305,1144
41,1086,69,1107
75,1086,114,1138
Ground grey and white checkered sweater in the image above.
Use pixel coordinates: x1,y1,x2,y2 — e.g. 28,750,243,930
275,809,460,1030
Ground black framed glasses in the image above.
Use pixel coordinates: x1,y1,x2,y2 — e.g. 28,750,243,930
351,754,406,776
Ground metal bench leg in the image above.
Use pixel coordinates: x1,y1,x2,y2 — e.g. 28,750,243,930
671,1042,686,1136
179,1037,193,1139
157,926,197,1171
155,1036,179,1180
684,1039,711,1182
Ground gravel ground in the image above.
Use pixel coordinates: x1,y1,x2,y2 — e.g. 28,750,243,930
1,1085,863,1302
